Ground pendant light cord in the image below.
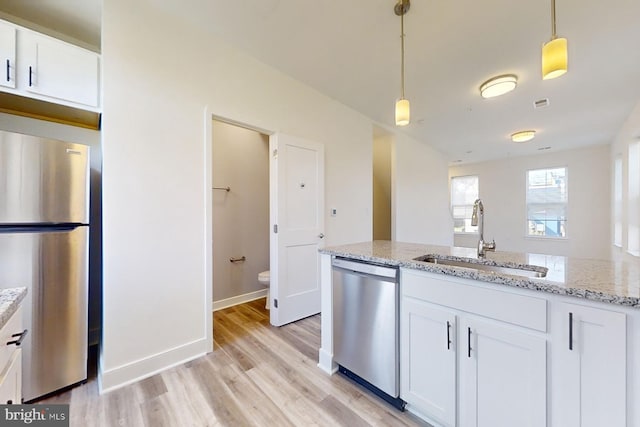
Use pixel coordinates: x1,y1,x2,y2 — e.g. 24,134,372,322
400,10,405,99
551,0,557,39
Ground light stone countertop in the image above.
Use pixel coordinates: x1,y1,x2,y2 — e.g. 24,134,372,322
320,241,640,308
0,287,27,330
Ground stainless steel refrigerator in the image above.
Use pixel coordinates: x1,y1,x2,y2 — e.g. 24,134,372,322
0,129,89,402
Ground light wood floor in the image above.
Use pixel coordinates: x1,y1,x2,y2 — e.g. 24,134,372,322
41,299,429,426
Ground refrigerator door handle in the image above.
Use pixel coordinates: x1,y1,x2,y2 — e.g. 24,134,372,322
7,329,28,346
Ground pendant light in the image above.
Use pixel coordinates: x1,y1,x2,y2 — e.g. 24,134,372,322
395,0,410,126
542,0,568,80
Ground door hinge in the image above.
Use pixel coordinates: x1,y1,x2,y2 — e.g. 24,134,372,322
273,224,278,233
274,298,278,308
272,149,278,158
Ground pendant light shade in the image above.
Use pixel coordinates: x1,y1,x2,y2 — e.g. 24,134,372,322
394,0,410,126
395,98,410,126
542,0,568,80
542,37,568,80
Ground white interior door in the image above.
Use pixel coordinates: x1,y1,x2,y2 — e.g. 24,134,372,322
269,133,324,326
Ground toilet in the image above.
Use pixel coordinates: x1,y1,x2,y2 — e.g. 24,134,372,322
258,270,270,309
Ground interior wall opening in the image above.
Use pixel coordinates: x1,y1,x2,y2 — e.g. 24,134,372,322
373,126,393,240
212,119,270,313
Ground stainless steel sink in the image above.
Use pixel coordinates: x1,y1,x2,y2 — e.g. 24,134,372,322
414,255,548,278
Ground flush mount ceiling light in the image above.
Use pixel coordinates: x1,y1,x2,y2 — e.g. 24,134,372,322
542,0,568,79
394,0,410,126
511,130,536,143
479,74,518,99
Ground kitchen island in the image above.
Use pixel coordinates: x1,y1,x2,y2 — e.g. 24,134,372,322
318,241,640,427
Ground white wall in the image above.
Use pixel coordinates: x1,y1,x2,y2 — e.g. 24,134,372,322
212,121,269,303
394,133,453,246
610,100,640,262
450,145,611,260
100,1,396,391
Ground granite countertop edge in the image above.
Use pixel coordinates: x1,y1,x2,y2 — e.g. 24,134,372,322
0,287,27,330
320,244,640,309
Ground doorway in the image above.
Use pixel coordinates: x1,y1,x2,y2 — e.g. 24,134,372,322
373,127,393,240
211,120,270,311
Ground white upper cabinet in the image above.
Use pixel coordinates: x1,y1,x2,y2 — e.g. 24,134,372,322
0,18,100,111
18,30,99,108
0,21,16,89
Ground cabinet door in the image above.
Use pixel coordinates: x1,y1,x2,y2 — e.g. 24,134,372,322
19,30,99,107
0,20,16,89
460,317,546,427
0,349,21,405
553,303,626,427
401,298,456,427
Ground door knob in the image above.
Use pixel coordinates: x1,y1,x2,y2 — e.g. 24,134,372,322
318,233,325,239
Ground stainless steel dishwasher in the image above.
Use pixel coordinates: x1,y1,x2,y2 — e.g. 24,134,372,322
332,257,405,410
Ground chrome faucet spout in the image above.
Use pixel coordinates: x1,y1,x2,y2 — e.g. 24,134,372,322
472,198,496,257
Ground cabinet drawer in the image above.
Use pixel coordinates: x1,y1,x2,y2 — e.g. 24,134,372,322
0,307,23,371
402,270,547,332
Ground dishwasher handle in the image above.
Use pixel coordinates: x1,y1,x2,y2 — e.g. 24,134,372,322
332,258,398,279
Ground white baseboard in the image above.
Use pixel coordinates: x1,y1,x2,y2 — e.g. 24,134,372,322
98,338,208,394
318,348,337,374
212,289,267,311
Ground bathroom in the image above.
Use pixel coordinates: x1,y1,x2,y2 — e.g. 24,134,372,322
212,119,271,312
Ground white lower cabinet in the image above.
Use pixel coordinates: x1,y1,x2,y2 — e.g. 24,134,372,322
400,269,547,427
0,306,23,405
401,298,457,426
459,316,546,427
551,302,626,427
400,268,633,427
0,349,22,404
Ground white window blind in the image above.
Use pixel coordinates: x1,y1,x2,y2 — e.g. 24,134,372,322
526,167,567,238
451,175,478,233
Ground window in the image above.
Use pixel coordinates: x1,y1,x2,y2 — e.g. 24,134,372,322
614,156,622,247
628,142,640,256
526,167,567,238
451,175,479,233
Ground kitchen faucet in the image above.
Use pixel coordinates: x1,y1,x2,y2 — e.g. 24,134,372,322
471,198,496,258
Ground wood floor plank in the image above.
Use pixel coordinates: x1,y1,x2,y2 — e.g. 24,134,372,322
40,297,426,427
319,395,372,427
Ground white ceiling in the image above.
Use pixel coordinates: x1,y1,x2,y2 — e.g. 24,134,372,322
3,0,640,164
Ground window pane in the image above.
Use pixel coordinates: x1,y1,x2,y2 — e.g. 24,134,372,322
629,142,640,255
526,167,567,238
614,156,622,246
451,176,478,206
451,176,479,233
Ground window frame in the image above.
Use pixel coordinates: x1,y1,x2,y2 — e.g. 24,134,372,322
450,174,479,235
525,166,568,239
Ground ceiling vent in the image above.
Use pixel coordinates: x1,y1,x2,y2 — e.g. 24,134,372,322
534,98,550,109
